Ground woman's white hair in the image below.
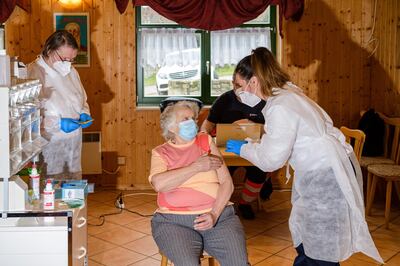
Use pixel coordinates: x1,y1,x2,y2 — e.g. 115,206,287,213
160,101,199,141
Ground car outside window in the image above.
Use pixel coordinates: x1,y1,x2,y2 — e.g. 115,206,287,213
136,6,276,106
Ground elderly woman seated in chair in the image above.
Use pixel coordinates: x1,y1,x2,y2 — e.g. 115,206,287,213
149,100,248,266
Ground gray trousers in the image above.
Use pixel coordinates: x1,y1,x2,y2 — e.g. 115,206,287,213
151,205,248,266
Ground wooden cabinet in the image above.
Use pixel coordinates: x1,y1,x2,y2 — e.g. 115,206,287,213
72,202,88,266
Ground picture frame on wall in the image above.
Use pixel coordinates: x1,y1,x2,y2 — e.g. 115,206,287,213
54,12,90,67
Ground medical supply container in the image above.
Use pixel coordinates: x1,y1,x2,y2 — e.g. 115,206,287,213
29,164,40,200
43,180,55,210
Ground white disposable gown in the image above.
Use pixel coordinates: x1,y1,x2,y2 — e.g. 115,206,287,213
28,55,90,177
240,82,383,263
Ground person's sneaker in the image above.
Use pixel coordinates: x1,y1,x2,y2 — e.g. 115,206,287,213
238,204,255,220
259,178,273,201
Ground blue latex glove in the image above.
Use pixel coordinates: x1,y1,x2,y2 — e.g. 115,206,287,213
79,113,93,129
60,118,80,133
225,139,247,156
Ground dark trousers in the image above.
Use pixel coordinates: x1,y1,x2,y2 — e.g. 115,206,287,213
294,244,340,266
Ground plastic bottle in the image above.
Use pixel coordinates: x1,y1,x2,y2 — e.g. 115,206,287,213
0,49,11,86
30,164,40,200
43,179,55,210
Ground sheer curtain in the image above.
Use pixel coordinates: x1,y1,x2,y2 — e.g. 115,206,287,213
140,28,198,68
141,27,272,68
211,28,272,67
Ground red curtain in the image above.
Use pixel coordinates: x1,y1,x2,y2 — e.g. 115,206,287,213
1,0,31,23
0,0,17,23
115,0,304,33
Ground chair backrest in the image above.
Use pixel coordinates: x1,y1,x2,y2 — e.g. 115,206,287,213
340,126,366,161
378,113,400,164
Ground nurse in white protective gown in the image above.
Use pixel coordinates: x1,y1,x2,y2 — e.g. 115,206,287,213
226,47,383,265
28,30,93,180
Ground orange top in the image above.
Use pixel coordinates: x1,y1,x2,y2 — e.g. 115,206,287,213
149,134,220,214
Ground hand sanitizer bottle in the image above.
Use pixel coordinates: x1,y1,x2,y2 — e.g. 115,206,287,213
30,164,40,200
43,179,55,210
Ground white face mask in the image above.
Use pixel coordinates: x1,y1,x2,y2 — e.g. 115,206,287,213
53,61,71,76
238,91,261,107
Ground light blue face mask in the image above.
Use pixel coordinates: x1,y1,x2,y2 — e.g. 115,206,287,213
178,119,198,141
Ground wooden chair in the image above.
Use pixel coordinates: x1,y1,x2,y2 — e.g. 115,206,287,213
160,252,217,266
360,113,398,191
340,126,368,201
339,126,366,161
364,115,400,228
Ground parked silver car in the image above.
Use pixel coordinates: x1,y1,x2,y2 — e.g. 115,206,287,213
156,48,217,95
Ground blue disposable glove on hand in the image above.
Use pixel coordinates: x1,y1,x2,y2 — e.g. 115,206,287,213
79,113,93,129
225,139,247,156
60,118,80,133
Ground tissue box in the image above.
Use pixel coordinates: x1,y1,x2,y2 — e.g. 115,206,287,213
61,181,88,200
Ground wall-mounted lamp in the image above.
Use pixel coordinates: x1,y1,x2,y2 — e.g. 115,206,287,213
58,0,82,8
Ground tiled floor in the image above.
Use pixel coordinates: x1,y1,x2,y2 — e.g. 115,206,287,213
87,189,400,265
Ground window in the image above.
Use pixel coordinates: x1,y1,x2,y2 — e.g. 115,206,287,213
136,6,276,106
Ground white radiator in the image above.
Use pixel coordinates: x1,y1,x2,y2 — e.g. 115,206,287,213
81,131,102,174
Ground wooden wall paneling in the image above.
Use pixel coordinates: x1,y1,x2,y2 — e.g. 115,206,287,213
352,0,366,125
391,0,400,115
330,0,341,126
359,0,372,122
370,0,400,117
114,1,124,188
126,7,137,189
134,111,146,189
41,0,52,50
341,0,351,127
396,0,400,99
390,0,397,91
19,5,30,62
382,0,389,113
118,5,128,189
389,0,398,111
31,0,42,62
282,0,375,128
144,111,158,188
370,0,381,112
102,0,118,186
382,0,390,114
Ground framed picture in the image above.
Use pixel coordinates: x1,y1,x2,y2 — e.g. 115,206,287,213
54,12,90,67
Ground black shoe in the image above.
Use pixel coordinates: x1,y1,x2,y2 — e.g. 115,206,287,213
259,178,273,201
238,204,255,220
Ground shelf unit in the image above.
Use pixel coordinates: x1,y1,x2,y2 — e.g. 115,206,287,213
0,79,47,217
0,79,88,265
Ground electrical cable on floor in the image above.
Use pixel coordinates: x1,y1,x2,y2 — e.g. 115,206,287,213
122,192,158,198
119,191,154,217
102,166,121,175
87,208,123,226
87,194,123,226
88,192,153,226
